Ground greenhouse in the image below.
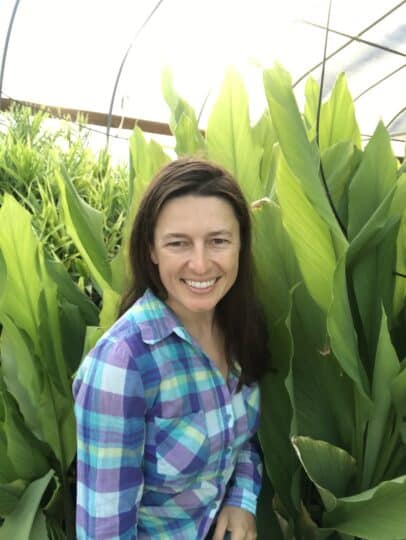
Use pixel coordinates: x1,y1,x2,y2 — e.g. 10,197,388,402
0,1,405,539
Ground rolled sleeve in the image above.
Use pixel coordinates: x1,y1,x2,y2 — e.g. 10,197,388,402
223,436,263,515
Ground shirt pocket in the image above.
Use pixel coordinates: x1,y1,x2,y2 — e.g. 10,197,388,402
153,410,210,478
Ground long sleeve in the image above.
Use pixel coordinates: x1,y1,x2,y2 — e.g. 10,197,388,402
222,435,263,516
73,339,146,540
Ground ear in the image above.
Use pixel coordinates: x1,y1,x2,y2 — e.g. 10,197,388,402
150,245,158,265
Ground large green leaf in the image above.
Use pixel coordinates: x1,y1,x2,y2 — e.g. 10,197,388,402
0,197,70,395
0,198,77,468
29,511,48,540
58,300,87,375
348,122,397,242
1,316,44,439
323,475,406,539
1,315,76,469
251,200,299,328
303,76,319,142
292,436,356,511
0,480,26,517
319,73,361,152
360,307,400,490
161,67,205,156
0,195,42,345
290,288,355,451
347,178,406,361
327,255,370,398
45,258,98,326
252,201,299,515
0,469,54,540
321,141,361,230
252,111,278,197
276,151,337,314
55,165,115,294
263,63,346,247
0,381,50,482
259,339,298,518
351,223,399,370
37,252,76,395
128,126,170,225
206,67,263,203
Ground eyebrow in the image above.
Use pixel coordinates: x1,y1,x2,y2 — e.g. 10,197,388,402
161,230,233,241
208,230,233,237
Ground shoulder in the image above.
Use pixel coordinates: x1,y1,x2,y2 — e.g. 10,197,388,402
73,290,178,399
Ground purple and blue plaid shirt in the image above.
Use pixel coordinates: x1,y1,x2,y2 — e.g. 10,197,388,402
73,289,262,539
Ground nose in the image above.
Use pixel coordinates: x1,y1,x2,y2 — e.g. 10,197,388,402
188,244,210,274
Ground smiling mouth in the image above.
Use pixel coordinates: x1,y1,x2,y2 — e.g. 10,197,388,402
182,278,218,289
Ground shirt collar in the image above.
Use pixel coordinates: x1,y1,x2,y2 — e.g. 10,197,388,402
133,289,192,345
133,289,241,387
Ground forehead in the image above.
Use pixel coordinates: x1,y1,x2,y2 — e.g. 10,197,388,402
154,195,239,233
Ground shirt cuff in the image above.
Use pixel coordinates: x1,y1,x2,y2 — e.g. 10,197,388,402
222,487,258,516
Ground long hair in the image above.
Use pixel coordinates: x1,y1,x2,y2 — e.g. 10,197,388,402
119,157,269,384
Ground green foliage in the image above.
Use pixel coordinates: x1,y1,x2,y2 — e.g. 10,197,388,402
255,64,406,540
0,66,405,539
0,105,129,291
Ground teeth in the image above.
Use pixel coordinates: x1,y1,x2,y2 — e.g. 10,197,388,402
185,279,216,289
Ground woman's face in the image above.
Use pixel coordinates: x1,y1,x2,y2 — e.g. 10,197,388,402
150,195,240,322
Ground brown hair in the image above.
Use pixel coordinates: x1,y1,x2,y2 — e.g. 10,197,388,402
119,157,269,384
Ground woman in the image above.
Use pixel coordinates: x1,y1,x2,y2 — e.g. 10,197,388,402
73,157,269,539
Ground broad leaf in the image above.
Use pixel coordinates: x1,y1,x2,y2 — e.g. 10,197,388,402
263,63,346,246
128,126,170,220
0,480,26,517
207,67,263,202
0,469,54,540
323,475,406,539
252,111,278,196
348,122,397,241
361,308,401,489
321,140,361,229
327,255,370,397
276,151,337,314
251,200,298,329
292,436,356,511
303,76,319,142
161,67,205,155
319,73,361,152
0,381,50,481
290,289,355,451
0,195,42,345
55,165,115,294
1,315,76,468
45,258,98,325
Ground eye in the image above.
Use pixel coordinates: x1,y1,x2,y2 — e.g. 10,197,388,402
211,237,230,246
166,240,188,248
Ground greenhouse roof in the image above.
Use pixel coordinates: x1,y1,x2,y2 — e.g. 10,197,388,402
0,0,405,158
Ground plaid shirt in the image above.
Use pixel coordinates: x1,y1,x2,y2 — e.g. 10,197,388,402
73,289,262,539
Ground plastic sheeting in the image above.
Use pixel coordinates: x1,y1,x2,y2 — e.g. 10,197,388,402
0,0,405,157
